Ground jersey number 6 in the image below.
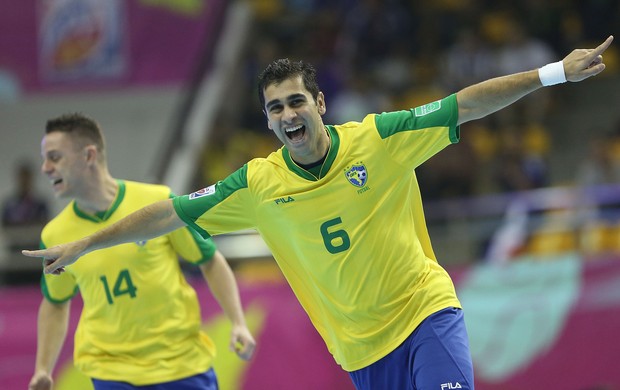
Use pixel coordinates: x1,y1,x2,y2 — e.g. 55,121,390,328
320,217,351,254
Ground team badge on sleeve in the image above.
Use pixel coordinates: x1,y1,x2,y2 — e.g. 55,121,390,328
189,184,216,200
344,163,368,187
414,100,441,117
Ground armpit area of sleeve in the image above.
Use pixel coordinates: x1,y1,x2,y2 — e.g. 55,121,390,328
41,275,78,304
450,124,461,144
446,93,461,144
172,195,212,239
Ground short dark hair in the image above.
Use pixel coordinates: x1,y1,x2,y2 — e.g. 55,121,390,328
45,113,106,161
257,58,320,109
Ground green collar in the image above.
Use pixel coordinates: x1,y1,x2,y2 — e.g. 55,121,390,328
282,126,340,181
73,180,126,223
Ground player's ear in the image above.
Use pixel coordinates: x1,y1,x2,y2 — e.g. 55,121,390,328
84,145,98,165
317,92,326,115
264,111,273,131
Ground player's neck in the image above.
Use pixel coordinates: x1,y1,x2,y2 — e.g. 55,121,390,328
75,174,119,214
292,126,331,167
296,149,327,169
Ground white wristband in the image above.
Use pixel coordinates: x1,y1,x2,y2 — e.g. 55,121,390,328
538,61,566,86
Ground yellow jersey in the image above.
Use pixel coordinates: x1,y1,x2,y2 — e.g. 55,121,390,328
174,94,462,371
41,180,217,384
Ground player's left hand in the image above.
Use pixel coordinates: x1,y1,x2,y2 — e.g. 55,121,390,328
563,35,613,82
230,324,256,360
29,370,53,390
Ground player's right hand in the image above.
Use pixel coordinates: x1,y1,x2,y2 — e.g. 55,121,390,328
29,371,53,390
22,239,87,275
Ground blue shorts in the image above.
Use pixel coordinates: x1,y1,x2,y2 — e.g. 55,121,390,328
349,307,474,390
91,368,218,390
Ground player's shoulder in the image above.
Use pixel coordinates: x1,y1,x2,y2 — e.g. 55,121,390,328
122,180,172,199
40,201,79,244
332,115,381,146
240,151,292,191
250,149,287,170
334,113,377,130
44,200,74,226
334,114,380,135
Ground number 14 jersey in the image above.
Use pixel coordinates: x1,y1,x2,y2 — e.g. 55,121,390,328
41,180,217,384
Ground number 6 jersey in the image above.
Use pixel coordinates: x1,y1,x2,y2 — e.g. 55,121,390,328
174,94,463,372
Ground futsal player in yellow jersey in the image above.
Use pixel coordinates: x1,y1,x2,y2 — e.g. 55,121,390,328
28,114,255,390
25,36,613,389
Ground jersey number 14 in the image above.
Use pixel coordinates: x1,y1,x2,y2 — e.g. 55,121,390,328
100,269,138,304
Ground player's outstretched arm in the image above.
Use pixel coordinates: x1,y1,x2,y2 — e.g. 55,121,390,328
22,199,186,274
456,35,613,126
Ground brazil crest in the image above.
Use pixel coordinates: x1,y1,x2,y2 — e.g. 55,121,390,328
344,163,368,187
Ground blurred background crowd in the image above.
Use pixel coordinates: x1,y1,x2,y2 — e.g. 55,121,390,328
199,0,620,264
205,0,619,193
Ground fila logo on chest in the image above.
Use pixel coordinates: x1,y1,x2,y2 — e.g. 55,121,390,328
274,196,295,205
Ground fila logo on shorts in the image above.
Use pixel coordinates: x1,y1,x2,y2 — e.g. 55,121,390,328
441,382,462,389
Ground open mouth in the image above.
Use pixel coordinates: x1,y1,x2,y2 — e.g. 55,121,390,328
285,124,305,142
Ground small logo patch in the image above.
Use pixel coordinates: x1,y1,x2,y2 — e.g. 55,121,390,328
414,100,441,117
274,196,295,205
189,184,216,200
441,382,462,389
344,163,368,187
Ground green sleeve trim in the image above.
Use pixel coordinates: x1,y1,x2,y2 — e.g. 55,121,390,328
173,196,211,239
449,122,460,144
375,94,460,143
187,227,217,264
40,275,78,303
168,193,217,263
38,241,78,303
172,165,249,239
218,164,249,195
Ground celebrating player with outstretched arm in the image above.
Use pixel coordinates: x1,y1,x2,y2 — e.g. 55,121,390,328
25,35,612,390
